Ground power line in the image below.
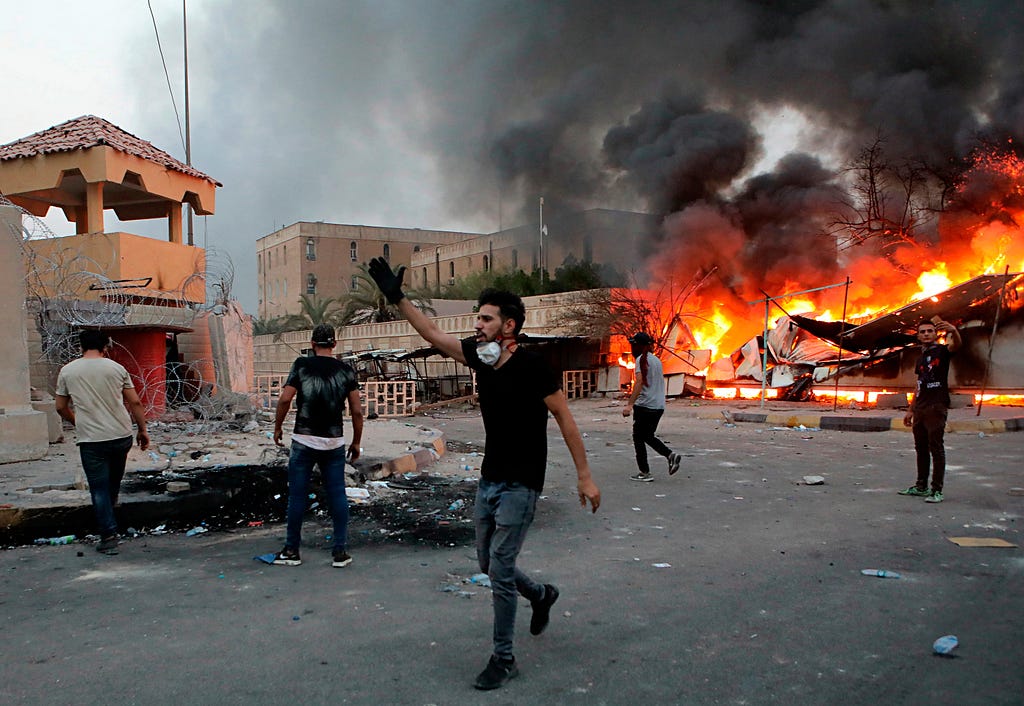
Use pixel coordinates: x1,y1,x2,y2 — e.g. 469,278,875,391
147,0,187,155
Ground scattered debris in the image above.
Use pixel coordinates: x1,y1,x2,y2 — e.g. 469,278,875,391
652,563,672,568
33,534,76,545
861,569,900,579
933,635,959,656
947,537,1017,548
468,573,491,587
803,475,826,485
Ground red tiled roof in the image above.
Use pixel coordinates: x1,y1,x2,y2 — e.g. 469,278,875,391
0,115,220,185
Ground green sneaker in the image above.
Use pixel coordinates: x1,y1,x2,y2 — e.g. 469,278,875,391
898,486,930,497
924,491,944,503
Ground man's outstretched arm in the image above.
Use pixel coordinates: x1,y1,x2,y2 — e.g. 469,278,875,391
368,257,466,363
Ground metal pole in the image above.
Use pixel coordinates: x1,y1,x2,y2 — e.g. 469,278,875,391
832,277,851,412
538,196,544,278
746,280,851,410
976,266,1010,416
760,299,770,408
183,0,194,247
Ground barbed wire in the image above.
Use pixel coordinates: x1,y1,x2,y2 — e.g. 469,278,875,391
2,194,254,426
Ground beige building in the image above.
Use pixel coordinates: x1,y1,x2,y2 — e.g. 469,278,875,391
256,209,659,320
411,208,659,291
256,222,479,320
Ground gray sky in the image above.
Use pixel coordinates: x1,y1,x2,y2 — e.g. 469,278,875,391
3,1,1022,314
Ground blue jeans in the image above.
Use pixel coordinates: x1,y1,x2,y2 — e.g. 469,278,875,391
78,436,133,537
474,479,545,660
285,441,350,552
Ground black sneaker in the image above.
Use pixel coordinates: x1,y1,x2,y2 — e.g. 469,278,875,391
668,452,681,476
96,535,119,554
332,550,352,568
474,655,518,690
630,472,654,482
272,547,301,566
530,583,559,635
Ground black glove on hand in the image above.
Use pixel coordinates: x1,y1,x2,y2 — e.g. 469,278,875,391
368,257,406,304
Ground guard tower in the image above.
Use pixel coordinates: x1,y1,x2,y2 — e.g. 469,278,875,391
0,116,221,417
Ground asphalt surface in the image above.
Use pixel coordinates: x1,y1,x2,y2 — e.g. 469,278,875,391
1,398,1023,705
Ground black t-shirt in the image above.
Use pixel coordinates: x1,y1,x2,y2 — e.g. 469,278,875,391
462,338,561,492
284,355,359,438
913,343,953,408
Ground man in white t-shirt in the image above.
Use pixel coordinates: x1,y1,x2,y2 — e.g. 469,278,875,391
622,332,680,482
55,330,150,554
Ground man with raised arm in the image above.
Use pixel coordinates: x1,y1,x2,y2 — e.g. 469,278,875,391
368,257,601,691
899,317,962,503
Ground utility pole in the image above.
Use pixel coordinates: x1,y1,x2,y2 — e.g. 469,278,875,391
183,0,194,247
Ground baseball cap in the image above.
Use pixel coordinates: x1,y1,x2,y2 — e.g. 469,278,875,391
628,332,654,345
311,324,336,345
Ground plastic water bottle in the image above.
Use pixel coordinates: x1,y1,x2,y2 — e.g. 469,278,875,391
448,499,465,511
34,535,76,545
933,635,958,655
861,568,901,579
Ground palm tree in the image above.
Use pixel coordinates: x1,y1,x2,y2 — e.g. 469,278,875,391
279,294,346,331
252,315,288,336
342,263,436,324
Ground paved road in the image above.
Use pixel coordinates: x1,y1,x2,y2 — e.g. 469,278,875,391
2,399,1022,705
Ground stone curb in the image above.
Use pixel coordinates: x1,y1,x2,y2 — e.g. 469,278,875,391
700,411,1024,434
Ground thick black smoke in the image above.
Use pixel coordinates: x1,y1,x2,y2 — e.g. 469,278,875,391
127,1,1024,306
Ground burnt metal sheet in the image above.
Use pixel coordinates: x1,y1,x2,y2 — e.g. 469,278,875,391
794,273,1023,353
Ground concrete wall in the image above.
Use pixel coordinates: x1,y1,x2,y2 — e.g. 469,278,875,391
253,290,598,376
0,206,48,463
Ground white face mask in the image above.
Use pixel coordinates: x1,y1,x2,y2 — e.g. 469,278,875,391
476,341,501,366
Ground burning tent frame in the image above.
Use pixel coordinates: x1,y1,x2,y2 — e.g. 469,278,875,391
710,272,1024,403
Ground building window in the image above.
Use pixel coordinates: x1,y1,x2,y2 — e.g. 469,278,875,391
422,267,427,287
413,245,421,253
257,253,262,272
512,249,518,268
383,243,390,262
283,245,287,265
449,261,455,278
351,275,359,291
483,255,489,272
350,241,358,262
306,238,316,261
306,273,317,295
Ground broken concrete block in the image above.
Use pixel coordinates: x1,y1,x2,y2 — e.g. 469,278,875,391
875,393,908,409
949,394,974,409
166,481,191,494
